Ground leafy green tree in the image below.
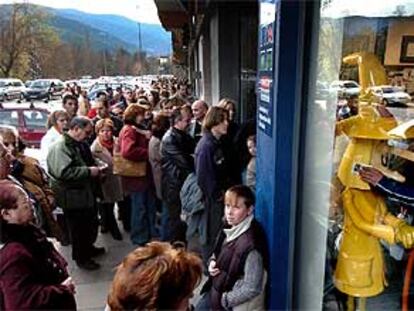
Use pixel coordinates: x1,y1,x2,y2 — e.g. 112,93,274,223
0,3,59,78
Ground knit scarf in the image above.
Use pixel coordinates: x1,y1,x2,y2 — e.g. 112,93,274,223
99,137,114,154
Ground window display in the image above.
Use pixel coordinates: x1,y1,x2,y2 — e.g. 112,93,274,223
296,1,414,310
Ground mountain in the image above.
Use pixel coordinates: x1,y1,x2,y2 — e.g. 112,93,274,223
49,8,171,56
0,4,171,56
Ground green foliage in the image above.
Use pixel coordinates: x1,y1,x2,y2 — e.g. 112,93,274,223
0,3,60,79
0,3,171,80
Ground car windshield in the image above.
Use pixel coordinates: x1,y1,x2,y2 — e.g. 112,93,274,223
23,110,48,130
382,87,396,93
31,81,50,88
343,82,358,88
0,81,5,87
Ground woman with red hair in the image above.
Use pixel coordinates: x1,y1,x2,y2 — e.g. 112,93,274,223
108,241,203,311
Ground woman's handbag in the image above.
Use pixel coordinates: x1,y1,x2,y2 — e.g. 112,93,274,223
113,151,147,177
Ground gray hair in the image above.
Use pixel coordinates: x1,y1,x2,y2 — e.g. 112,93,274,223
69,116,93,130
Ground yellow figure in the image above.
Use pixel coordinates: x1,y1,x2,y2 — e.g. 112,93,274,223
343,52,388,102
334,105,414,310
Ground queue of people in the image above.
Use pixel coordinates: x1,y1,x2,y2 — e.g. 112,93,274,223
0,76,264,310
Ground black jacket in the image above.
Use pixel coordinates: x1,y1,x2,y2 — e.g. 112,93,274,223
161,127,195,206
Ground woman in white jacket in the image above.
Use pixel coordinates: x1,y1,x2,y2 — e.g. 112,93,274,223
39,110,69,172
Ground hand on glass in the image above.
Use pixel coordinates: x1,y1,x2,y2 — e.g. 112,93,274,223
359,166,384,186
208,260,221,277
395,223,414,249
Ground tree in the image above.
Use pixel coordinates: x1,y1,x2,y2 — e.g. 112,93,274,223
0,3,59,78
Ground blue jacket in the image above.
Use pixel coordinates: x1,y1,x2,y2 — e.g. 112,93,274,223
195,132,228,200
376,177,414,207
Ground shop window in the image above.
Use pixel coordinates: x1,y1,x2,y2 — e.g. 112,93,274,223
297,1,414,310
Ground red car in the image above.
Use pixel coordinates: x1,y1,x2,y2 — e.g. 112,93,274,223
0,103,49,148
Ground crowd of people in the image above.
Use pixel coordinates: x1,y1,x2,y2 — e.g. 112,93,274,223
0,77,265,310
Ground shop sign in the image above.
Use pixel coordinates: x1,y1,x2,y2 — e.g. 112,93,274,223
257,0,277,137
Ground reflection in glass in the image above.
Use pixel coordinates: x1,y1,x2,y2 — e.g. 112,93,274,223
297,1,414,310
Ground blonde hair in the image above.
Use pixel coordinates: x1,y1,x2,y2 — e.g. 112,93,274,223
95,118,114,134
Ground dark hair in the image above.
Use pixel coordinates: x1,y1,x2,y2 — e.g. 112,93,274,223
96,98,110,108
202,106,228,132
181,104,192,118
123,104,146,125
160,90,170,99
151,114,170,139
108,241,202,311
170,107,184,125
170,105,191,126
0,180,20,213
96,91,107,99
69,116,93,130
62,94,78,105
226,185,255,207
149,90,160,105
169,96,186,108
247,135,256,145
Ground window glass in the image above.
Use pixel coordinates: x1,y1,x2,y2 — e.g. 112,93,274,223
297,1,414,310
0,111,19,127
23,110,47,130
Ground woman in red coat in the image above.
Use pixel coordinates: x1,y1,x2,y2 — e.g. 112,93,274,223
0,180,76,310
118,104,158,245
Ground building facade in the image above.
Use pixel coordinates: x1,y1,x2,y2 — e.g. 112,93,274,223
155,0,414,309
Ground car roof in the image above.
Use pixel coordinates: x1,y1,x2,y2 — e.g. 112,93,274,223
0,78,22,81
0,102,49,112
33,79,63,83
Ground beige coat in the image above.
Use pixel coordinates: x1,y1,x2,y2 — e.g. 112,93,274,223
91,138,124,203
148,136,162,200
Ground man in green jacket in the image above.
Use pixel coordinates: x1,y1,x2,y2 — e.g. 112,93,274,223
47,116,103,270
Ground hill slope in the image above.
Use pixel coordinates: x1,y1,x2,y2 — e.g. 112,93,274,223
0,4,171,56
55,8,171,56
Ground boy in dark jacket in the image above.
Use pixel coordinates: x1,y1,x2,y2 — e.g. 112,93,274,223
196,185,267,311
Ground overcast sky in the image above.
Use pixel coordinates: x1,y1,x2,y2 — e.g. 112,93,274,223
0,0,161,24
323,0,414,17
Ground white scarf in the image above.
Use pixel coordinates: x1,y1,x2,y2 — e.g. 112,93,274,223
224,214,254,243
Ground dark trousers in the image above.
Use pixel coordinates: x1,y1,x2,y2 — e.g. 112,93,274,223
202,196,223,264
65,208,98,263
98,202,121,235
118,196,131,231
164,202,187,243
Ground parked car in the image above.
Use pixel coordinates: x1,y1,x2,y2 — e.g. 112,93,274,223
368,85,412,106
0,78,26,100
329,80,360,97
0,103,49,148
24,79,65,101
25,80,34,88
78,78,96,90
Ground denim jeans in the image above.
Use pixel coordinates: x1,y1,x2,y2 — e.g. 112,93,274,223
130,189,158,245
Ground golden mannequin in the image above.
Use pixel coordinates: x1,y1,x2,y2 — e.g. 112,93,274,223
334,105,414,310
